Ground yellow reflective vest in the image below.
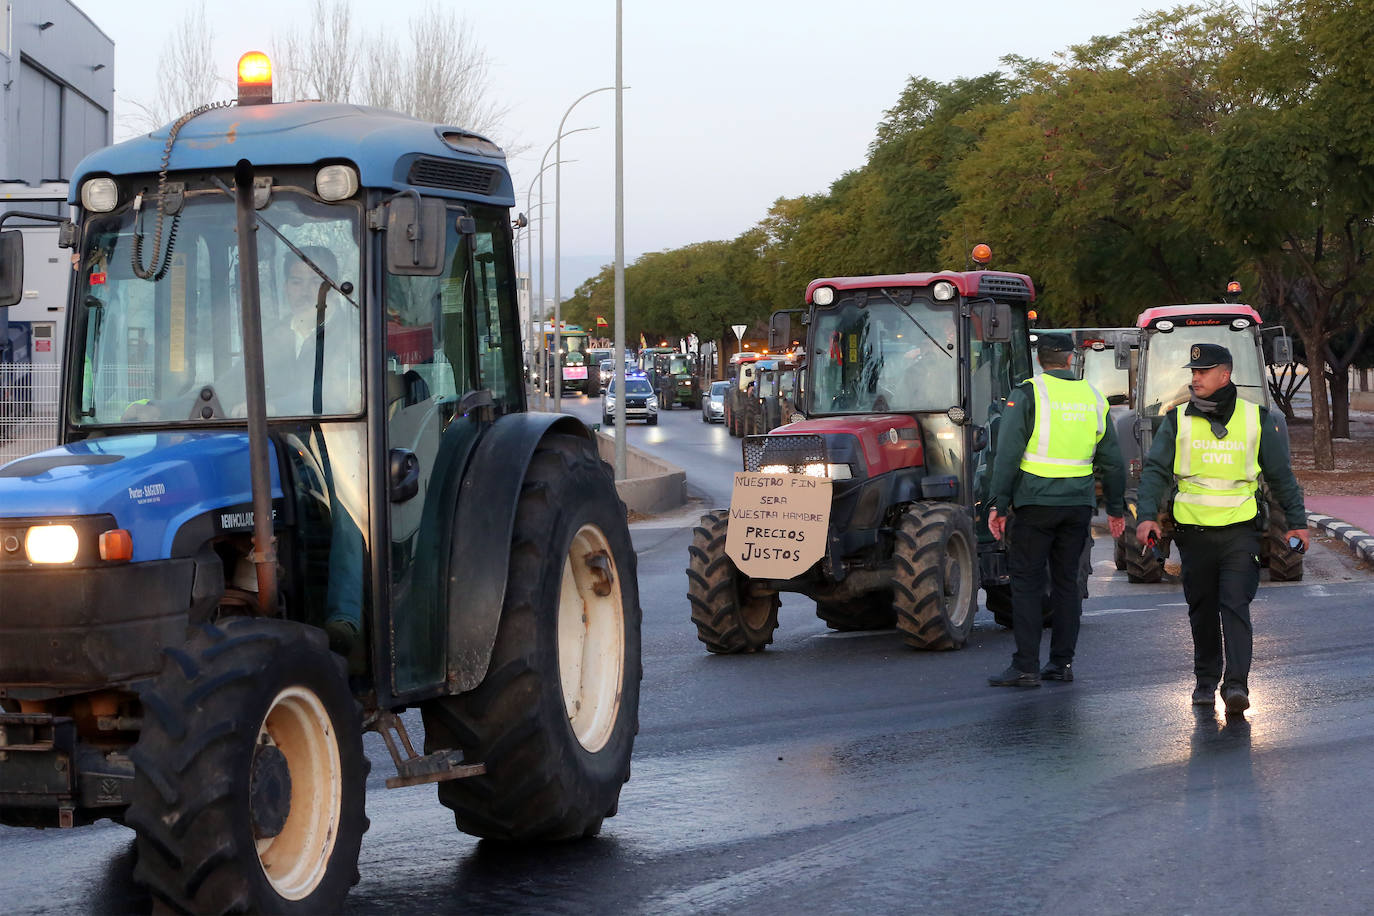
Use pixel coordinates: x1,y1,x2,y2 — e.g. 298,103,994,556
1171,400,1261,526
1018,374,1107,479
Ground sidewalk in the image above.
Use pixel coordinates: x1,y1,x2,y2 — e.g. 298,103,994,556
1291,406,1374,566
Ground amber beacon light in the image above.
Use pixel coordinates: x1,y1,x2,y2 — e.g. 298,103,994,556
237,51,273,105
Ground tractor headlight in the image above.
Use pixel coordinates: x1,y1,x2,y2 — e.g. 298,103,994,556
25,524,79,564
81,177,119,213
759,463,851,480
316,164,359,201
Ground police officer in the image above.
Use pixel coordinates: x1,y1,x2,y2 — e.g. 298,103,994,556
987,332,1127,687
1135,343,1307,715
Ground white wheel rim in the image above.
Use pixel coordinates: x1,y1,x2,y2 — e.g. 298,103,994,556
557,524,626,753
254,685,342,900
944,529,976,629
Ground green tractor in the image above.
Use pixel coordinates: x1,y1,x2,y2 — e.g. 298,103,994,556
0,56,641,913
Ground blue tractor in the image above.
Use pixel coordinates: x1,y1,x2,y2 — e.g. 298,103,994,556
0,54,641,913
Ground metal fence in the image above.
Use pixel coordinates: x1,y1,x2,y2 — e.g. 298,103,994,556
0,364,59,463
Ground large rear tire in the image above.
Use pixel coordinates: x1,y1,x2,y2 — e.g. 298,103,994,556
127,618,368,915
422,433,641,841
892,504,977,650
686,509,780,653
816,593,896,631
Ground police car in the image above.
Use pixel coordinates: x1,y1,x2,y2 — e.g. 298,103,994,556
602,371,659,425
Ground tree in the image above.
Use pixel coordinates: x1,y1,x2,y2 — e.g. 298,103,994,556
271,1,511,143
945,6,1245,325
128,2,223,130
272,0,355,103
1208,0,1374,467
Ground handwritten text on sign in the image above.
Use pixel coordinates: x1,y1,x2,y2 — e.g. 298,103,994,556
726,472,832,579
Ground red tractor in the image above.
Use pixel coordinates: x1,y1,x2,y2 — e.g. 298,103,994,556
688,261,1036,651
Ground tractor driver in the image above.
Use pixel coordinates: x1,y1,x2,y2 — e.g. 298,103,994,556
262,246,361,416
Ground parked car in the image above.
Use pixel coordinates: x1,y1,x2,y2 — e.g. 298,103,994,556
602,373,659,425
702,379,728,423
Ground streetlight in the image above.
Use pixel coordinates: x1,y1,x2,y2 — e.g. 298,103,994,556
554,86,621,407
613,0,627,478
522,157,578,409
530,127,596,411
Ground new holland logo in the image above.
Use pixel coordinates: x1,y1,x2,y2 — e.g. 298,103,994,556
1192,345,1201,361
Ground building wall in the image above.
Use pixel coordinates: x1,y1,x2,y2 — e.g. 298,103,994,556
0,0,114,184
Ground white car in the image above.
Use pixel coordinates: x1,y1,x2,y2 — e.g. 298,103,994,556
702,380,728,423
602,375,658,425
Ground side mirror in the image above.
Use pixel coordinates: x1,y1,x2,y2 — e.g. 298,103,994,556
386,196,445,276
389,448,420,503
972,301,1012,343
1272,333,1293,367
769,310,796,352
0,230,24,308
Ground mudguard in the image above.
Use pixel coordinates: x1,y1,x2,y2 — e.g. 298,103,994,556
443,411,594,692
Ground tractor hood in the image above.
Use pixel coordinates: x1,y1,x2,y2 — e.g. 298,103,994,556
772,414,923,477
0,433,281,563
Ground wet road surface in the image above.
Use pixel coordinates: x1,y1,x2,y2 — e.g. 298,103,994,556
6,396,1373,914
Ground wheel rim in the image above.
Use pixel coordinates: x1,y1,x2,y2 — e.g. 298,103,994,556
254,686,342,900
942,527,976,629
557,523,626,753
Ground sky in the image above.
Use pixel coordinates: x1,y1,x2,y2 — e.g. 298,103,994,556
74,0,1166,299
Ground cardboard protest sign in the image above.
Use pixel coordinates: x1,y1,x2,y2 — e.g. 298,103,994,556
726,472,831,579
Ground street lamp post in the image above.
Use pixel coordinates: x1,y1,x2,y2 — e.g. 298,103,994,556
613,0,627,475
554,86,616,409
530,129,595,411
522,162,577,410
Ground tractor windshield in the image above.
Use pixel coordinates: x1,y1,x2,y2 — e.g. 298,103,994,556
73,189,361,425
1140,323,1265,417
1081,346,1130,405
562,335,589,365
810,297,958,413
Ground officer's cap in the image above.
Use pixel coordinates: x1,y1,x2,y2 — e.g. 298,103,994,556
1035,332,1075,355
1182,342,1232,369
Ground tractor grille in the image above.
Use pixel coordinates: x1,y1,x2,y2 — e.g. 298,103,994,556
742,434,827,472
406,157,500,195
977,274,1033,301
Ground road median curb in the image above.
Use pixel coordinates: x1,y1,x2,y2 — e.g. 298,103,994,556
1307,511,1374,565
594,431,686,516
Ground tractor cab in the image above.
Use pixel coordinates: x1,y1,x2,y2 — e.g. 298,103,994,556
770,270,1034,514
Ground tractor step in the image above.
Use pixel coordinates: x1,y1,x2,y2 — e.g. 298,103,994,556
365,710,485,789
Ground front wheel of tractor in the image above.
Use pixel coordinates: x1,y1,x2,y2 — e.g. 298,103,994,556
127,618,368,915
686,509,780,652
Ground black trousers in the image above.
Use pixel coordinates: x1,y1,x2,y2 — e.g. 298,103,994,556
1007,504,1093,672
1173,523,1262,690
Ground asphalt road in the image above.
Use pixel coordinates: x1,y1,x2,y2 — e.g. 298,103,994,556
6,395,1374,915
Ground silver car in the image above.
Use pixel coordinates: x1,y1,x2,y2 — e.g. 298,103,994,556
702,380,728,423
602,375,659,425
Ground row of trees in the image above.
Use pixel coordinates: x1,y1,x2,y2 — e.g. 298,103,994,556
560,0,1373,469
